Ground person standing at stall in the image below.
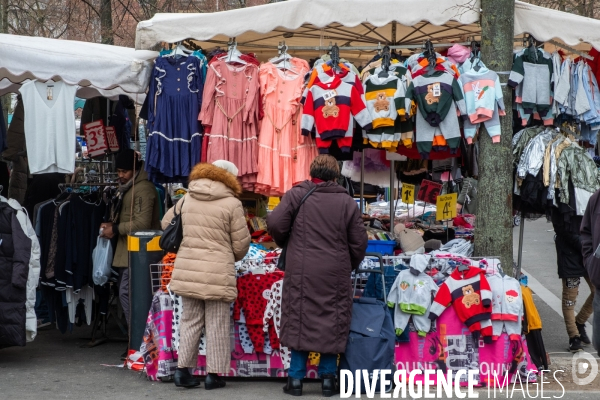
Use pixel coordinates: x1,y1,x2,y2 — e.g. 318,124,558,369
268,154,367,397
99,149,160,338
162,160,250,389
552,210,594,352
580,189,600,356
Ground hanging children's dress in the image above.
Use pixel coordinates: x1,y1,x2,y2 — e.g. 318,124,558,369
255,59,316,197
146,55,204,183
199,59,260,191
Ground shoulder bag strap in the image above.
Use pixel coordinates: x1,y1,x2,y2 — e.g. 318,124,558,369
288,186,318,231
174,196,186,217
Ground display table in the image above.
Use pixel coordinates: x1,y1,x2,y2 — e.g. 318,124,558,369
141,292,537,384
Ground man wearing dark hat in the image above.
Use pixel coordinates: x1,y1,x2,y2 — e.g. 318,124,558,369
100,149,160,334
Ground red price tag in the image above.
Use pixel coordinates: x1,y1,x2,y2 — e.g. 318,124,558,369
82,120,108,158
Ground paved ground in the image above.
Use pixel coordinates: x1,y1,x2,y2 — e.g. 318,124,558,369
1,219,599,399
512,218,595,357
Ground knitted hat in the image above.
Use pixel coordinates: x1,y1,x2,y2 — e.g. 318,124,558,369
115,149,142,171
393,223,406,245
446,44,471,65
397,228,425,254
212,160,239,176
424,239,442,253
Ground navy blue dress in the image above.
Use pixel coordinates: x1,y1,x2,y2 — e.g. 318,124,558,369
146,56,204,183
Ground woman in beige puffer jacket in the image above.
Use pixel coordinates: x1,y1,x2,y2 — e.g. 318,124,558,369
162,161,250,390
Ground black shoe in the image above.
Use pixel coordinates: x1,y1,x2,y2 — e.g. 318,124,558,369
321,374,338,397
204,373,226,390
576,323,591,345
283,377,303,396
569,336,584,352
120,348,128,361
174,368,201,388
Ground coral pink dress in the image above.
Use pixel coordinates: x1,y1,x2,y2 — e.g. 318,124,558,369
199,59,260,191
255,59,317,197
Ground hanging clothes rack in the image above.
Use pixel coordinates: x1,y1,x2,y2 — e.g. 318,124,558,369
197,41,472,52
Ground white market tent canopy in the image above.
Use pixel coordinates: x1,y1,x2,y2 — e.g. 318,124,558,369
135,0,600,60
0,34,157,101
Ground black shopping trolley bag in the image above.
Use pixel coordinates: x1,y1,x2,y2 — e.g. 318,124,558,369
339,296,395,394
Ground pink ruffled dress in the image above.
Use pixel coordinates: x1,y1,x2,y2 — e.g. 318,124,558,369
255,59,317,197
199,59,260,191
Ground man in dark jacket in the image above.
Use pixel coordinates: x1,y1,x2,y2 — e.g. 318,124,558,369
267,155,367,397
580,189,600,356
99,149,160,357
552,211,594,352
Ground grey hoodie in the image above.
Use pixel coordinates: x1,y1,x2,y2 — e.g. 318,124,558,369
387,254,438,336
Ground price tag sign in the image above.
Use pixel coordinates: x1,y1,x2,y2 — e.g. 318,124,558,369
436,193,457,221
401,183,415,204
82,120,108,158
417,179,443,204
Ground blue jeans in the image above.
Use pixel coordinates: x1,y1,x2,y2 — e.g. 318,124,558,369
34,289,50,323
288,349,337,379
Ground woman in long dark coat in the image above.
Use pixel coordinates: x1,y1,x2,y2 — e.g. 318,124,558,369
267,155,367,397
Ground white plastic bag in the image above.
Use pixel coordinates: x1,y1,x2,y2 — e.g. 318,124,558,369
92,236,113,286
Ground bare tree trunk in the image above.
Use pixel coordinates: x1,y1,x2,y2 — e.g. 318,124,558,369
475,0,515,275
101,0,114,44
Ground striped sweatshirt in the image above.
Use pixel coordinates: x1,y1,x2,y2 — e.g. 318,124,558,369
429,266,493,337
459,67,506,124
301,75,372,151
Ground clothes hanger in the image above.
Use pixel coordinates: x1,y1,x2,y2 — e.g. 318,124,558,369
378,45,391,78
470,41,483,72
329,43,341,75
270,43,298,76
423,40,437,77
169,42,192,58
219,40,247,65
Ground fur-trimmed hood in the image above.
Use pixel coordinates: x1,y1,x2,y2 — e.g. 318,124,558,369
188,163,242,201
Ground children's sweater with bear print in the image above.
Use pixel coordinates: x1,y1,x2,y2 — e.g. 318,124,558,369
405,71,466,156
429,265,493,340
301,75,372,153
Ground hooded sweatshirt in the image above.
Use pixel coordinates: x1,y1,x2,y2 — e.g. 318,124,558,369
362,73,409,150
483,259,523,341
387,254,438,314
387,254,438,336
301,75,373,152
429,265,493,337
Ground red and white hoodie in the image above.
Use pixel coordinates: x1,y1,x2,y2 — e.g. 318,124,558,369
301,75,372,152
429,266,493,339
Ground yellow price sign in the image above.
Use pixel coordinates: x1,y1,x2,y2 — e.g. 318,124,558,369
436,193,457,221
401,183,415,204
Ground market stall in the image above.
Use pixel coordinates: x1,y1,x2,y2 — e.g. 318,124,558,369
125,0,600,384
0,34,158,350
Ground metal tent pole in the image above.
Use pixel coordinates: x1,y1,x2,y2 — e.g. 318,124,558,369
389,160,395,234
515,211,525,278
360,149,365,214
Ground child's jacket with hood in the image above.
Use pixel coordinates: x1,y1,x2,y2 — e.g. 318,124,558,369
387,254,438,315
429,265,493,333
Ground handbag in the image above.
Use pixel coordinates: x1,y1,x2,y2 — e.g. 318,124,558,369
159,196,186,253
276,186,317,271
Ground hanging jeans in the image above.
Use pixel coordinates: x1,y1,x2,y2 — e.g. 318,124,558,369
118,268,130,326
288,349,337,379
562,277,595,339
593,289,600,354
